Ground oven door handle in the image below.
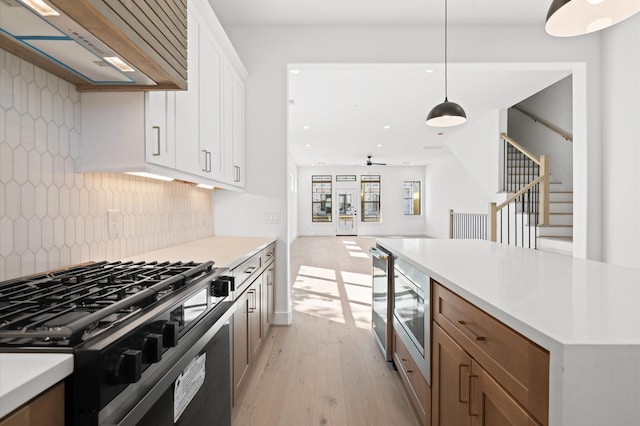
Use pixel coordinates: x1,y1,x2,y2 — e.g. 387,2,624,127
369,247,389,260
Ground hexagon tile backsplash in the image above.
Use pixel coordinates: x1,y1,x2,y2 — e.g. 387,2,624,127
0,49,215,281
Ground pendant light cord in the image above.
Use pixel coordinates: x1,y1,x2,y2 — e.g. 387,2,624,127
444,0,448,101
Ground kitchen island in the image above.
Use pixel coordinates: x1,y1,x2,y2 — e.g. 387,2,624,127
377,238,640,426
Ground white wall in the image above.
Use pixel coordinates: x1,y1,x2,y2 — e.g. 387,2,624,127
213,23,605,324
297,165,426,237
446,110,502,197
509,76,574,190
601,14,640,269
425,154,491,238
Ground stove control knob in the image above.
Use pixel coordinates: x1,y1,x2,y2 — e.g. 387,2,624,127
143,333,163,363
112,349,142,384
211,278,230,297
162,321,179,348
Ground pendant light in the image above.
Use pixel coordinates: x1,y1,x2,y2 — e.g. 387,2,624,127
427,0,466,128
545,0,640,37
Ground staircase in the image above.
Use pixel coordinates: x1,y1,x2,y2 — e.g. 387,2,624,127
503,138,573,255
537,187,573,255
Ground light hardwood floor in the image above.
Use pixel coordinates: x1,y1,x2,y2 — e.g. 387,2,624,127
232,236,421,426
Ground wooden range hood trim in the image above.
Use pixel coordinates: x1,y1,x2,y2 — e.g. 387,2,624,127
0,0,188,91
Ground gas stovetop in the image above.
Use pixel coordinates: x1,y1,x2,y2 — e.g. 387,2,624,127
0,261,218,347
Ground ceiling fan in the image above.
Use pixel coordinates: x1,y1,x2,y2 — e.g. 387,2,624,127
366,155,386,166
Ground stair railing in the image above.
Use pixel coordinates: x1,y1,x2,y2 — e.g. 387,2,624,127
489,133,549,247
512,106,573,142
449,209,488,240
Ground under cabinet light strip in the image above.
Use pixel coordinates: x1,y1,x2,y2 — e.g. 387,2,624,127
21,0,59,16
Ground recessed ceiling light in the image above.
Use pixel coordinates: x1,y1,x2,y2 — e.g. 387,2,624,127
303,126,310,130
290,69,300,74
425,69,434,73
383,125,390,130
305,144,311,148
377,144,383,147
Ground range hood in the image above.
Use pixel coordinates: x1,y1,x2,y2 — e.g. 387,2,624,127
0,0,187,91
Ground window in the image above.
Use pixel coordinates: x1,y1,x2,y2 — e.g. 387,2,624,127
403,181,421,215
361,175,381,222
312,175,332,222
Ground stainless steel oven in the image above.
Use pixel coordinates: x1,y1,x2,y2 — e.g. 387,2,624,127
0,261,234,426
370,245,393,361
393,257,430,383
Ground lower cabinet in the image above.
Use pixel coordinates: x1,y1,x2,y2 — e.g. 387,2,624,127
248,278,263,361
232,289,250,402
431,281,549,426
470,359,540,426
0,381,64,426
431,324,471,426
261,262,275,337
393,330,431,425
231,243,276,405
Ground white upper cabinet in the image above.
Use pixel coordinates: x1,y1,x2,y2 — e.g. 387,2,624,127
198,24,224,181
223,58,246,186
175,6,202,177
78,0,247,190
146,91,176,169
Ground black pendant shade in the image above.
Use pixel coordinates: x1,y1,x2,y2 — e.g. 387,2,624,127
427,0,466,128
426,98,467,127
546,0,640,37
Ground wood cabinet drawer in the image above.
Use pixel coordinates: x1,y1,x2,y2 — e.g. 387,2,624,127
432,282,549,424
261,243,275,266
234,255,261,294
393,330,430,425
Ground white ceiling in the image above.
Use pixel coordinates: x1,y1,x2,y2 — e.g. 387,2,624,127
210,1,567,167
210,0,551,26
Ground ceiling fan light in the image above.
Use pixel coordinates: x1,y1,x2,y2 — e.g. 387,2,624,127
545,0,640,37
426,99,467,128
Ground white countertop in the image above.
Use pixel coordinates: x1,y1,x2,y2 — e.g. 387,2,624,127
378,238,640,347
121,236,276,269
377,238,640,425
0,354,73,418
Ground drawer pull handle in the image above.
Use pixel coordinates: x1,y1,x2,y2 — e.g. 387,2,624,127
406,369,413,373
469,374,479,416
244,266,257,274
459,364,470,403
458,320,486,341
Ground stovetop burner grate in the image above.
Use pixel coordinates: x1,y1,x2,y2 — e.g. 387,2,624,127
0,260,214,346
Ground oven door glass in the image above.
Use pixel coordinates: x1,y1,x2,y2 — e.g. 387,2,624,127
393,268,425,356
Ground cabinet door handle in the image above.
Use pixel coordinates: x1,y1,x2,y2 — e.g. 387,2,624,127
468,374,479,416
201,149,207,171
234,165,240,182
152,126,161,156
206,151,212,172
458,320,486,341
459,364,470,403
248,290,256,313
